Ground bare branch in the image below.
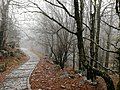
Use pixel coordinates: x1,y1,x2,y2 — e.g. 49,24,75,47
45,0,92,31
83,37,117,53
56,0,75,18
101,20,120,30
83,23,91,31
85,55,118,74
101,3,115,17
44,15,77,35
44,0,63,8
44,0,75,18
28,0,77,35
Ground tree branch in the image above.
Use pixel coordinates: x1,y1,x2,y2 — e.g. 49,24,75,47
101,3,115,17
56,0,75,18
44,0,63,8
42,12,77,35
85,55,118,74
83,23,91,31
28,0,77,35
83,37,117,53
101,20,120,30
44,0,75,18
45,0,91,31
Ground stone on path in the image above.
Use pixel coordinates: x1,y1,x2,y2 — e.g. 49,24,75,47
0,48,40,90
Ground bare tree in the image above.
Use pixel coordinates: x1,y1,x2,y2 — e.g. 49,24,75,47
14,0,120,89
105,6,113,68
0,0,13,49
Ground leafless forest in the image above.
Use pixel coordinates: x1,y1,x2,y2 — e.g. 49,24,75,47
0,0,120,90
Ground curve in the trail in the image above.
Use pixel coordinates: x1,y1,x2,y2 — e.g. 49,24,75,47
0,48,40,90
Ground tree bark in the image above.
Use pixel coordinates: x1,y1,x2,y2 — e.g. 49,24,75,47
116,48,120,90
84,63,115,90
72,42,76,70
74,0,84,70
0,0,10,49
93,68,115,90
95,0,102,68
90,0,96,67
88,0,96,81
105,6,113,68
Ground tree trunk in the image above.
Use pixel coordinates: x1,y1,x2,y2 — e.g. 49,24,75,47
101,38,105,66
93,68,115,90
116,48,120,90
74,0,84,70
105,6,113,68
105,40,111,68
88,0,96,81
84,63,115,90
73,42,76,70
0,0,9,49
116,1,120,89
95,0,102,68
0,31,4,49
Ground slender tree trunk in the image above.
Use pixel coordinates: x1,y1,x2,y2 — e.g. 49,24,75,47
117,55,120,90
101,38,105,66
105,38,111,68
73,42,76,70
117,16,120,90
105,7,113,68
115,48,120,90
0,0,9,49
74,0,84,70
95,0,102,68
90,14,95,67
88,0,96,81
49,35,54,58
116,1,120,89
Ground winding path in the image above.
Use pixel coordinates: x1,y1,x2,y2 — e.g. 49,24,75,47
0,48,40,90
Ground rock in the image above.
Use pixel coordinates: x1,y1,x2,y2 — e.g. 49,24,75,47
79,79,85,85
60,71,69,78
69,75,75,79
83,76,87,81
87,80,92,83
78,73,82,77
91,81,97,86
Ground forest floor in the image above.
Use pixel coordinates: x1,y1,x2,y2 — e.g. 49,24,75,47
0,49,29,84
30,57,118,90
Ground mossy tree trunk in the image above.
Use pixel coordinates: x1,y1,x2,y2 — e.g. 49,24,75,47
93,68,115,90
85,64,115,90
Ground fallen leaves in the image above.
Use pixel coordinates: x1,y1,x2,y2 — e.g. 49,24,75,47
30,58,98,90
0,51,28,83
60,85,66,89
